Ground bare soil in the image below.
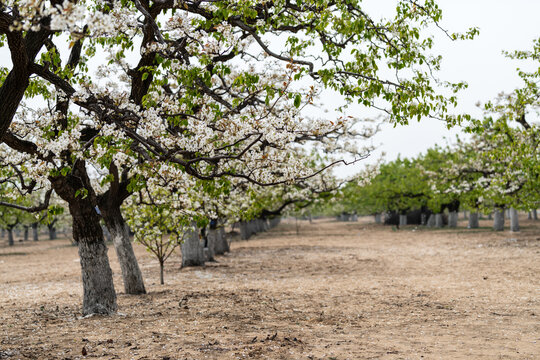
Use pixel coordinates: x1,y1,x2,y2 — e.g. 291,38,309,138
0,217,539,359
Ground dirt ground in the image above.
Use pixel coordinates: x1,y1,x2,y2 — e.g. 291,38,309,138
0,217,539,360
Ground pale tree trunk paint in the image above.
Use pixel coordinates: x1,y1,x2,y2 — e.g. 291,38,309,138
505,209,510,219
468,212,479,229
488,212,493,220
206,228,217,261
374,213,382,224
509,208,519,232
448,211,458,228
239,221,249,240
1,228,4,238
32,222,39,241
493,208,505,231
434,214,443,228
533,209,538,220
351,214,358,222
102,207,146,295
528,211,532,220
463,211,468,219
181,225,205,267
217,227,229,254
426,214,435,227
23,226,29,241
399,215,407,226
72,206,117,315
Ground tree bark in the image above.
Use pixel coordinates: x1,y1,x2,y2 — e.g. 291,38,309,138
181,225,205,267
7,228,14,246
72,204,117,315
48,224,57,240
23,226,29,241
434,214,443,228
101,206,146,295
206,228,217,262
448,211,458,228
493,208,505,231
533,209,538,220
374,213,382,224
509,208,519,232
468,212,479,229
159,260,164,285
426,214,435,227
239,221,249,240
399,214,407,226
32,222,39,241
214,226,229,255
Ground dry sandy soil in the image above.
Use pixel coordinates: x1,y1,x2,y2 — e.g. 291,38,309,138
0,217,539,360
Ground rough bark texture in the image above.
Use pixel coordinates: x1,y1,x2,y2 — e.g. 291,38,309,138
468,212,479,229
102,207,146,295
72,207,117,315
32,222,39,241
399,215,407,226
493,209,505,231
181,225,205,267
434,214,443,228
206,228,217,262
448,211,458,228
509,208,520,232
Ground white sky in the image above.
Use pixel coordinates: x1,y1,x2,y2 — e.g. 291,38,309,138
335,0,540,177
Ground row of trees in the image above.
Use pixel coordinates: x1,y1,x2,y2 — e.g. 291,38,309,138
333,38,540,230
0,1,475,315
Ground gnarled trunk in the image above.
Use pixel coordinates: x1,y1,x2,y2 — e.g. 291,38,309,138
101,206,146,295
72,204,117,315
468,212,479,229
509,208,519,232
181,225,205,267
214,226,229,255
493,208,504,231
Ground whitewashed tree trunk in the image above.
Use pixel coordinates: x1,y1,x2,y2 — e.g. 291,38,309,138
468,212,479,229
505,209,510,219
216,226,229,254
528,211,532,219
206,228,217,261
420,213,427,225
374,213,382,224
509,208,519,232
463,211,468,219
493,208,505,231
434,214,443,228
488,212,493,220
399,214,407,226
426,214,435,227
351,214,358,222
239,221,249,240
448,211,458,228
533,209,538,220
181,225,205,267
23,226,29,241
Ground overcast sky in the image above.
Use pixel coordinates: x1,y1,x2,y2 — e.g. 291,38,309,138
335,0,540,177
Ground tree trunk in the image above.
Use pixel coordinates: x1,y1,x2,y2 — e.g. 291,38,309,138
102,206,146,295
374,213,382,224
239,221,249,240
48,225,57,240
206,228,217,262
493,208,504,231
32,222,39,241
468,212,479,229
181,224,205,267
434,214,443,228
426,214,435,227
351,214,358,222
509,208,519,232
215,226,229,255
7,228,14,246
488,212,493,220
22,226,29,241
533,209,538,220
159,260,164,285
72,205,117,315
399,214,407,226
528,211,532,220
1,228,4,238
448,211,458,228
